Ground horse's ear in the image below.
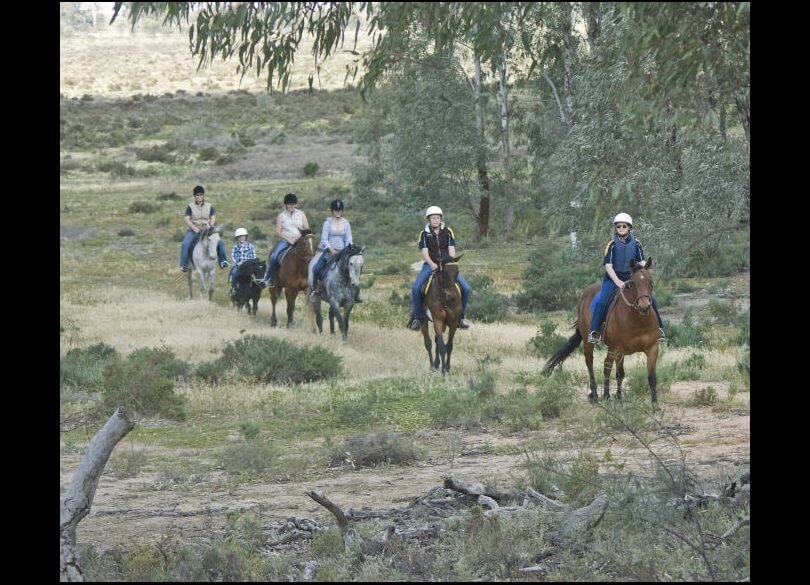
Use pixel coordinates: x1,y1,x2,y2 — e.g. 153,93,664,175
358,245,367,255
646,257,652,269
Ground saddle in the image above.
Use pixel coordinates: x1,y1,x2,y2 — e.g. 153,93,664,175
420,273,461,298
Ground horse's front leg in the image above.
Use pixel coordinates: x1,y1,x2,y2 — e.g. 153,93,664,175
583,331,598,402
285,289,296,328
615,356,626,399
645,344,660,406
328,305,337,335
197,272,206,300
444,326,456,373
207,271,215,301
269,288,279,327
314,298,324,334
603,349,617,400
343,304,353,340
421,326,435,370
434,323,447,373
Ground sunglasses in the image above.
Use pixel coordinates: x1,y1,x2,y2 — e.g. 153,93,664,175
615,224,629,229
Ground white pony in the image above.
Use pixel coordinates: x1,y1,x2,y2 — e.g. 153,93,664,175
187,224,221,300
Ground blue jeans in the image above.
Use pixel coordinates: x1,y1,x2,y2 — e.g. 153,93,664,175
411,263,471,318
264,240,292,281
310,250,332,291
590,278,664,332
180,229,226,268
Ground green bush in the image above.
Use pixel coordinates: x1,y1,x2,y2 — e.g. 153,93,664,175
220,335,342,384
219,438,280,478
61,342,118,394
303,161,320,177
101,346,190,420
195,358,227,383
667,309,710,348
198,146,220,161
528,320,569,358
515,240,597,312
465,275,509,323
708,297,737,324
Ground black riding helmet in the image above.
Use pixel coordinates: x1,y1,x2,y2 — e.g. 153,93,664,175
330,199,344,211
283,193,298,205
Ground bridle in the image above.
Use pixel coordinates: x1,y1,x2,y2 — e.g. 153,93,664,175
618,271,652,312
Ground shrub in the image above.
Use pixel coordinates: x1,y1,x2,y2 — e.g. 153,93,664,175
61,342,119,393
465,275,509,323
667,309,710,348
101,346,190,420
219,438,280,478
134,144,175,163
220,335,342,384
198,146,220,161
514,240,597,312
156,192,181,201
708,297,737,324
303,161,320,177
128,201,158,214
328,431,417,468
118,228,135,237
528,320,569,358
195,358,227,383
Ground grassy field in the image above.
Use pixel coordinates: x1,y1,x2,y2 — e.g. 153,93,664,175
61,23,749,582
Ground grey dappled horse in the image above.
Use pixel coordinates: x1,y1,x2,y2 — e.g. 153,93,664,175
187,224,221,301
307,244,366,341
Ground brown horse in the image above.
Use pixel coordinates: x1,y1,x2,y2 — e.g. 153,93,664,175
420,255,463,373
543,258,661,404
267,230,317,327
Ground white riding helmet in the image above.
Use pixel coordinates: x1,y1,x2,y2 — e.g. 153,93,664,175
613,212,633,227
425,205,443,218
234,227,248,238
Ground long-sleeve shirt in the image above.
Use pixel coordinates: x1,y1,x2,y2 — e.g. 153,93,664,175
231,241,257,264
318,217,353,252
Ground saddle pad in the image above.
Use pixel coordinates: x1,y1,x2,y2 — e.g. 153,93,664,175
421,274,461,298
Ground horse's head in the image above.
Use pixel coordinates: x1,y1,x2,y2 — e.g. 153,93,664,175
294,229,317,261
347,252,365,288
198,224,220,260
628,257,653,315
435,255,462,300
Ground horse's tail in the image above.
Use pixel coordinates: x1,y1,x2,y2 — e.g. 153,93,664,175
542,327,583,377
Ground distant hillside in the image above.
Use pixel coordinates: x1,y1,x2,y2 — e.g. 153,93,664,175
60,16,372,99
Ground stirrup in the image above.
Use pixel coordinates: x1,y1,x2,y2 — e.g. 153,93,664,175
658,327,666,341
458,318,470,329
408,317,421,331
587,331,600,344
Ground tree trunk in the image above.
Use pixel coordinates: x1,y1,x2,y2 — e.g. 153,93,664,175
735,90,750,145
582,2,601,53
473,56,491,241
60,408,136,582
498,55,514,233
561,2,576,126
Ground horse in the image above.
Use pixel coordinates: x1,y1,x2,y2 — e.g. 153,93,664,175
307,244,366,341
231,258,266,316
420,254,463,373
542,258,661,404
267,229,317,327
187,224,222,301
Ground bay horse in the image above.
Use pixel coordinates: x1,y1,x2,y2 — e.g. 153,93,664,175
307,244,366,341
267,229,317,327
543,259,660,404
187,224,221,301
420,254,463,374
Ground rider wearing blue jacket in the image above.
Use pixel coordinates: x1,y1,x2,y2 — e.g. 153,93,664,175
588,213,665,344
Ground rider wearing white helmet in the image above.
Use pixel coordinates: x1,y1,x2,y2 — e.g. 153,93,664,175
229,227,257,294
587,212,665,344
407,205,473,330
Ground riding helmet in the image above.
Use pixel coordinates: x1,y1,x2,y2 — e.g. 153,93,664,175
613,212,633,227
330,199,344,211
234,227,248,238
425,205,443,218
283,193,298,205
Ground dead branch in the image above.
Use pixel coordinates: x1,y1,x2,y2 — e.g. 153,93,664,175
443,477,506,500
60,407,136,582
305,490,355,547
722,516,750,541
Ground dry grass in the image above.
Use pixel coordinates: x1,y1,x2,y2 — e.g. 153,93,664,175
61,22,373,99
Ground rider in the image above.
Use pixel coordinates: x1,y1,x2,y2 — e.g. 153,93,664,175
228,227,257,295
260,192,309,287
309,199,362,303
179,185,228,272
588,212,666,344
407,205,472,331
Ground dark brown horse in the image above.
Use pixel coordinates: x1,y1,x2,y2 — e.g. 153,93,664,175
267,230,317,327
420,255,463,373
543,258,661,404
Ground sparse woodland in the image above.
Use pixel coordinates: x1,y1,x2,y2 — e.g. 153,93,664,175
61,4,749,581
